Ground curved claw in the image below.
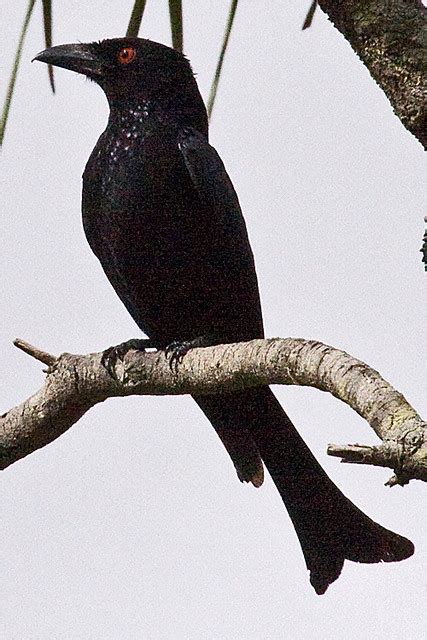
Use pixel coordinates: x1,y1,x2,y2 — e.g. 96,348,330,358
101,338,153,378
101,346,118,378
165,340,192,372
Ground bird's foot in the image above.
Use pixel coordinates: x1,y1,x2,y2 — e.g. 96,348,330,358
165,336,211,372
101,338,154,379
165,340,193,372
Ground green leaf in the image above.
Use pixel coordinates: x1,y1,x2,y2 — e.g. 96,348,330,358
169,0,183,52
302,1,317,30
42,0,55,92
126,0,148,38
0,0,37,147
207,0,238,119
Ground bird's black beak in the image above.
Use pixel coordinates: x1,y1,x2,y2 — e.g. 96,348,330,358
33,43,102,79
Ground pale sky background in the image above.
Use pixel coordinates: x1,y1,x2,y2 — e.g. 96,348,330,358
1,2,425,639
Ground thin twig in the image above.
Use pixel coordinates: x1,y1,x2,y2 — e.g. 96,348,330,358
13,338,57,366
207,0,239,119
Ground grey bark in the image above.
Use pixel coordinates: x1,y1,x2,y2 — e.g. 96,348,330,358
317,0,427,149
1,337,426,484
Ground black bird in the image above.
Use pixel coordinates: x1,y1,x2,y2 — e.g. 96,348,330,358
34,38,413,593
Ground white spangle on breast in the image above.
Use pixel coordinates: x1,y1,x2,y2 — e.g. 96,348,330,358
109,149,118,162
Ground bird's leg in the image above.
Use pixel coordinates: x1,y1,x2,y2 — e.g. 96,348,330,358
165,335,214,372
102,338,155,378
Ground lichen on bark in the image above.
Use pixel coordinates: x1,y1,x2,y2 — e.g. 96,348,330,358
318,0,426,148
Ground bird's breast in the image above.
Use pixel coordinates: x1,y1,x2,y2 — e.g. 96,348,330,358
82,121,213,274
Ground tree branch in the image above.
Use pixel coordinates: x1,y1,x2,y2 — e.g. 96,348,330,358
316,0,426,149
1,337,425,480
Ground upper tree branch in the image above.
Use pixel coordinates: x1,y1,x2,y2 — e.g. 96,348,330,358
1,337,425,482
316,0,426,148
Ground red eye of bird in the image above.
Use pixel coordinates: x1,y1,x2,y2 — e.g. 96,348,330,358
118,47,136,65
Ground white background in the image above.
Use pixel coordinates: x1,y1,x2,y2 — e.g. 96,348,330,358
1,2,425,638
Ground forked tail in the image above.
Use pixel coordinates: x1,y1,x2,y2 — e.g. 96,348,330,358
195,387,414,594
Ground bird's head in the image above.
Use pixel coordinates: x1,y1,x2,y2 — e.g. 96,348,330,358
34,38,207,131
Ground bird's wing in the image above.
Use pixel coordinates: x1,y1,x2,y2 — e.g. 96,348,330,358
178,127,265,487
178,127,264,339
178,127,246,231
